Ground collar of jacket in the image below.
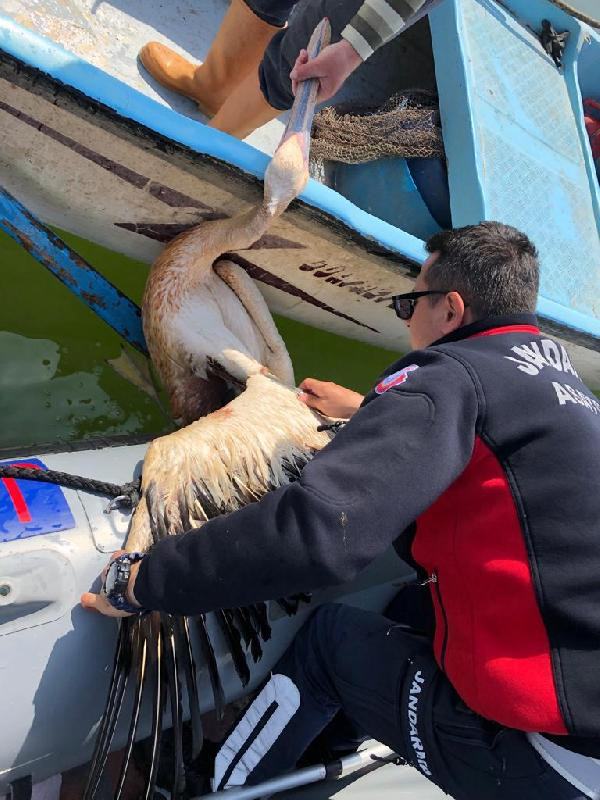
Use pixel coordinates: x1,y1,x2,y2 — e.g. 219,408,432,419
430,313,540,348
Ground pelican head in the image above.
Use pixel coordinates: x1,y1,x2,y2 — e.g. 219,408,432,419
263,17,331,218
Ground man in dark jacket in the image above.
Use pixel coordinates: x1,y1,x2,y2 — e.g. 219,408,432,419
83,222,600,799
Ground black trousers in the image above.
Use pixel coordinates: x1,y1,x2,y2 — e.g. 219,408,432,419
212,595,585,799
244,0,439,109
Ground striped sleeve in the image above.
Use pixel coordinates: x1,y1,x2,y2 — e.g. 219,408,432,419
341,0,431,61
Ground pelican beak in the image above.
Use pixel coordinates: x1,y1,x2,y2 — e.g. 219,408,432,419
280,17,331,165
263,18,331,215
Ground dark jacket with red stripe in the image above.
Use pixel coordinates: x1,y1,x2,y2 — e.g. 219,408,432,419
136,314,600,752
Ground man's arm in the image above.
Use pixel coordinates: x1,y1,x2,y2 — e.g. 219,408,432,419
131,350,480,616
341,0,432,61
290,0,433,102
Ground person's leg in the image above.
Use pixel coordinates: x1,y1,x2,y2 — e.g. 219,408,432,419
210,0,442,136
207,0,366,136
211,602,439,791
199,0,445,137
138,0,293,117
211,601,587,799
295,582,434,767
206,68,283,138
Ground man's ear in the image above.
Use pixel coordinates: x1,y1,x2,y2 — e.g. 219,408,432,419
445,291,466,328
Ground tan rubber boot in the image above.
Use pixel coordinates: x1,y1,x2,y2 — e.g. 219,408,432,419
138,0,281,117
208,68,281,138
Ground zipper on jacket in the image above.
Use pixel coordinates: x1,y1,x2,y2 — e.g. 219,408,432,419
422,571,449,669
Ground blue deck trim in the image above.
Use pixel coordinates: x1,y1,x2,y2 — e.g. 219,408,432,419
538,297,600,340
0,13,425,267
0,187,147,353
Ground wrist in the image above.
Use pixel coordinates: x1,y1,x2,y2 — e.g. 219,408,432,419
339,30,368,64
103,552,145,613
346,392,365,417
337,37,363,69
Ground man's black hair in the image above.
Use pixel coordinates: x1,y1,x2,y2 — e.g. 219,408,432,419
425,222,539,319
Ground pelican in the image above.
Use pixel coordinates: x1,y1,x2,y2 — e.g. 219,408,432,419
85,20,332,800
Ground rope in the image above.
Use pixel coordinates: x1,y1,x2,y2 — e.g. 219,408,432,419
317,421,346,433
0,419,341,509
0,465,141,510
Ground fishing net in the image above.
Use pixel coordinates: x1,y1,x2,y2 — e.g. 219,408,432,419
310,89,445,167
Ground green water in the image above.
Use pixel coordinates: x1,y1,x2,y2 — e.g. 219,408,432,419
0,228,401,452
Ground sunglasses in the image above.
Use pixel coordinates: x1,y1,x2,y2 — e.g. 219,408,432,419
391,290,451,320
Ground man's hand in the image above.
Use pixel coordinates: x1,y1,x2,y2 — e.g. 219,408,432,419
80,550,142,618
299,378,364,419
290,40,362,104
